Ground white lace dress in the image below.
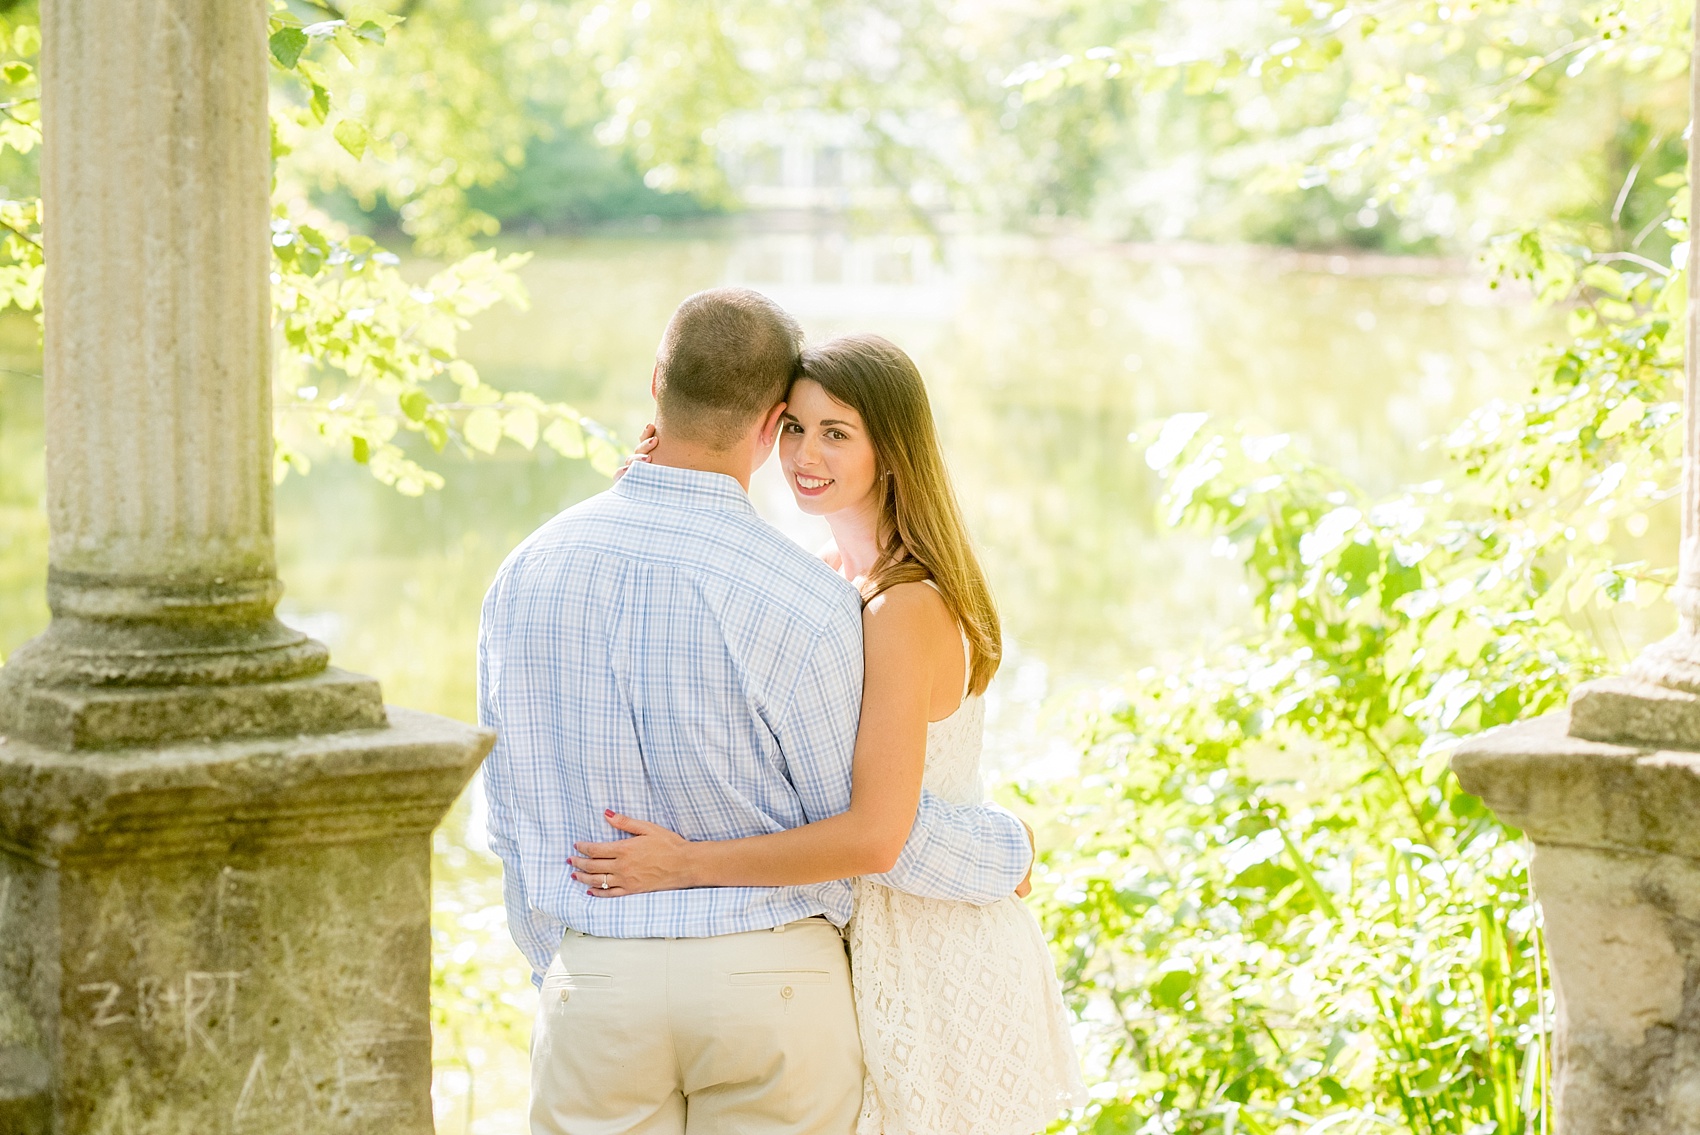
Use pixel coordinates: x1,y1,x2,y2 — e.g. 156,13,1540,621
848,652,1088,1135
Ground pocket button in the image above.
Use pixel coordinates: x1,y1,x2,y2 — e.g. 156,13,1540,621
781,986,794,999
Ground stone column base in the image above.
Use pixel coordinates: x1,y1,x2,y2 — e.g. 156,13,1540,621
0,708,492,1134
0,666,387,751
1569,675,1700,750
1453,713,1700,1132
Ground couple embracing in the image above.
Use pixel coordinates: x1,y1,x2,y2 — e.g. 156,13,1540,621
479,287,1087,1135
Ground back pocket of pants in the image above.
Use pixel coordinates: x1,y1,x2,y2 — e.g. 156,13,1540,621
728,970,831,986
542,972,614,990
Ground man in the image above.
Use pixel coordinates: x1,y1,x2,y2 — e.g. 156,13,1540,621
479,287,1032,1135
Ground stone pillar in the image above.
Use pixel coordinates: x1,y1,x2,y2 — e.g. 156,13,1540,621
0,1,494,1131
1,0,383,749
1451,14,1700,1133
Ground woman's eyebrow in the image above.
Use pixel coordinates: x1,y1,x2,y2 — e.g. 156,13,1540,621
819,418,855,428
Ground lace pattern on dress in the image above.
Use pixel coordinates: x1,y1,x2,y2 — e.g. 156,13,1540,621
849,694,1088,1135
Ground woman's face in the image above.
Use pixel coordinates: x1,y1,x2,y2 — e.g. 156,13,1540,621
778,379,881,518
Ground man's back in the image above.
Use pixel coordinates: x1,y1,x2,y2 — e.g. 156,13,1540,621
479,460,865,970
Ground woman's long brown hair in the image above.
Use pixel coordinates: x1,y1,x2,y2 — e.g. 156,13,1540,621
798,334,1002,696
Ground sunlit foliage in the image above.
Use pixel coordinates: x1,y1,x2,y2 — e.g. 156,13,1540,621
1015,163,1686,1135
0,3,618,496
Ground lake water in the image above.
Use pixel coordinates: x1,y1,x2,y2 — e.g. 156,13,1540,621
0,228,1558,1130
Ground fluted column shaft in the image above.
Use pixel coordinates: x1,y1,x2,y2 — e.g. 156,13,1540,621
12,0,324,689
44,0,272,585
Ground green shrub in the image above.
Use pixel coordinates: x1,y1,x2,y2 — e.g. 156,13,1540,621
1025,206,1686,1132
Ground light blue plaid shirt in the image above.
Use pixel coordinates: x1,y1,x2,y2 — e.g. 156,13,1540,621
479,460,1032,978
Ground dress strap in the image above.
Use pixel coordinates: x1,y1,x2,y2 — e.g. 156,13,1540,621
920,579,972,700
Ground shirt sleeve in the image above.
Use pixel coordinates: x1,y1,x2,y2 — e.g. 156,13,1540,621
478,560,567,986
772,587,1032,906
872,795,1032,905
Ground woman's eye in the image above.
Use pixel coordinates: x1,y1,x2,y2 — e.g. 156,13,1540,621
782,422,803,434
827,430,847,441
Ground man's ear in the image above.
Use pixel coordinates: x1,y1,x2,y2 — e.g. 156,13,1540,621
757,400,788,450
650,362,660,402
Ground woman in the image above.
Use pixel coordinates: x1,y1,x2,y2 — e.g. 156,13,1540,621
570,333,1087,1135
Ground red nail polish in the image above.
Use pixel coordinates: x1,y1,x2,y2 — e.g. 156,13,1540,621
605,809,615,817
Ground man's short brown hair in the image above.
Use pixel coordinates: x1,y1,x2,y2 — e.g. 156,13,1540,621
654,288,803,448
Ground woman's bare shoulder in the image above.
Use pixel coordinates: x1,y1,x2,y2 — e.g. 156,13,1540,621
862,581,953,636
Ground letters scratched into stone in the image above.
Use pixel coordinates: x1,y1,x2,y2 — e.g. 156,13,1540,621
78,971,245,1055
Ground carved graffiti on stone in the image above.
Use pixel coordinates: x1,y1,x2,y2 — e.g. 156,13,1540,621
232,1045,328,1130
183,970,242,1055
77,981,130,1028
79,971,245,1055
231,1025,417,1130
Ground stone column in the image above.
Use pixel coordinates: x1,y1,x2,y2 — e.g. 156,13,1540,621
1,0,382,749
1450,14,1700,1133
0,1,493,1131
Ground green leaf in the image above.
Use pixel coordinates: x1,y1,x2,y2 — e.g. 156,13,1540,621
543,417,586,458
1336,540,1380,601
346,2,403,30
464,408,503,454
1580,263,1628,299
1,61,32,85
423,419,449,452
333,119,368,160
309,84,331,125
1658,272,1687,316
587,435,623,477
268,26,309,69
351,435,370,465
1596,397,1645,439
447,359,481,388
332,24,362,63
13,26,39,57
399,389,431,422
353,20,388,44
1151,961,1196,1009
1183,62,1218,96
503,408,540,450
1380,560,1423,612
1596,297,1636,324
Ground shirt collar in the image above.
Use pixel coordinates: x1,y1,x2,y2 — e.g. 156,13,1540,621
611,459,757,517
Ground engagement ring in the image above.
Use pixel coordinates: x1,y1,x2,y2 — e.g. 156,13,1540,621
601,874,610,890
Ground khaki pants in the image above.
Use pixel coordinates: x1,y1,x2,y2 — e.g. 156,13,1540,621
530,917,863,1135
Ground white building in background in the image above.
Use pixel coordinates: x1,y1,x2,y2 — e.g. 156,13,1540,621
718,110,908,213
715,111,965,321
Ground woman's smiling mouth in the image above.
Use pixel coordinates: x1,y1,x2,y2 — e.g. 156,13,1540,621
794,472,834,496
